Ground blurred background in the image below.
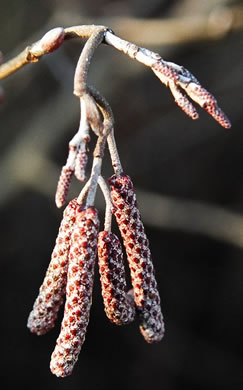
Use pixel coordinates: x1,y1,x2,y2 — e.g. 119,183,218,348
0,0,243,389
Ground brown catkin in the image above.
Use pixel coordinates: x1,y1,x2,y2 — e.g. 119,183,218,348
109,173,165,343
97,231,135,325
27,198,79,335
50,207,99,377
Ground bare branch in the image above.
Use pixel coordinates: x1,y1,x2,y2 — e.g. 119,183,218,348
0,24,231,127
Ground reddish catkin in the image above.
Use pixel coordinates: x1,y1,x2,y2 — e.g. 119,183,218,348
50,207,99,377
74,147,88,182
185,83,231,129
55,166,74,208
109,173,165,343
97,231,135,325
27,198,79,335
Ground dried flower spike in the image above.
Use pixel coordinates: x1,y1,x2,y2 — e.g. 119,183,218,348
109,173,165,343
27,198,79,335
98,231,135,325
50,207,99,377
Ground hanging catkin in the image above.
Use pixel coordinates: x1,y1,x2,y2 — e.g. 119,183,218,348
109,173,165,343
27,198,79,335
50,207,99,377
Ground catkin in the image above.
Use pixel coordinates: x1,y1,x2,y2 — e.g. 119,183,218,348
74,147,88,182
50,207,99,377
109,173,165,343
27,198,79,335
98,231,135,325
55,166,74,208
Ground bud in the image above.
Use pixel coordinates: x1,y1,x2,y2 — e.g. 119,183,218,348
98,231,135,325
32,27,65,56
27,199,79,335
50,207,99,377
109,173,165,343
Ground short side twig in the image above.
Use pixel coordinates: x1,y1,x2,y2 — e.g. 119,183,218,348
0,28,65,79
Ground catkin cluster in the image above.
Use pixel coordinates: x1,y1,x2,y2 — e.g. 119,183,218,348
0,22,231,380
25,23,232,378
28,172,165,377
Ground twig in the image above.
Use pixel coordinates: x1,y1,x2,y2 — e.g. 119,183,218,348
0,24,231,128
0,28,65,79
73,27,107,97
98,176,113,232
77,116,112,207
55,97,90,208
88,86,123,174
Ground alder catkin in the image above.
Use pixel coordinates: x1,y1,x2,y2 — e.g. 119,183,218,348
27,198,79,335
97,231,135,325
55,166,74,208
185,82,231,129
109,173,165,343
74,147,88,182
50,207,99,377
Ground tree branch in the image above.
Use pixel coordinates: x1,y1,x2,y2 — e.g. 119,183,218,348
0,24,231,128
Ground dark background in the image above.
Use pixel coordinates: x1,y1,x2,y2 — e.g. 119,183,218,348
0,1,243,389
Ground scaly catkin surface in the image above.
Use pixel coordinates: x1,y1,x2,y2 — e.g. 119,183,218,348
55,166,74,208
109,173,165,343
50,207,99,377
27,198,79,335
98,231,135,325
75,148,88,182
